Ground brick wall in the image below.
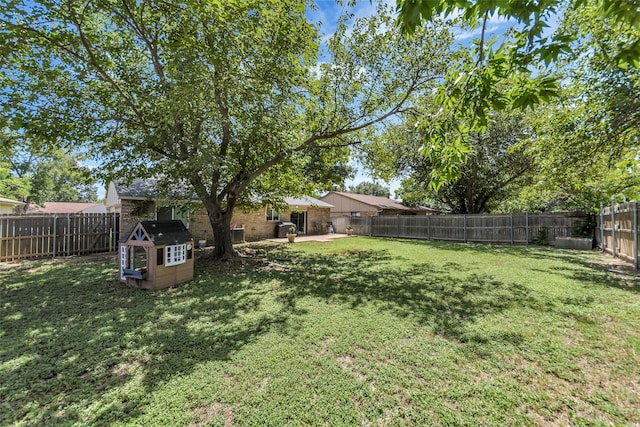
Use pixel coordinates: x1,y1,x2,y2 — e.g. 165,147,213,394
306,208,331,235
234,208,284,241
190,206,331,242
120,201,331,244
120,199,156,234
189,207,214,243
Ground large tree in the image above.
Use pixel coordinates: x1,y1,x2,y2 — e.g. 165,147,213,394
348,181,390,197
394,0,640,188
504,4,640,211
0,131,97,205
1,1,454,259
370,109,533,213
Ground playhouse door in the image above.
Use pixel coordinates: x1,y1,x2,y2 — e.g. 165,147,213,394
290,211,306,235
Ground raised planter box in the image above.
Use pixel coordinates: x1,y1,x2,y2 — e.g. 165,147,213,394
554,237,593,250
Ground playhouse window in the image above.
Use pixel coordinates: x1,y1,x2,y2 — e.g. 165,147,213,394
266,207,280,221
165,244,186,266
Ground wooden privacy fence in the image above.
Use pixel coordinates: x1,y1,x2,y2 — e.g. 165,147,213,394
0,213,120,262
599,201,639,269
349,213,586,245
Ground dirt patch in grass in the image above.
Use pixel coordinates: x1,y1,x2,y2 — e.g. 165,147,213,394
195,245,293,272
591,252,640,277
0,252,117,271
190,402,234,427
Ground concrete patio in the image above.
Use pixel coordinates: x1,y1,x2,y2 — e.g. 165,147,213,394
264,233,354,243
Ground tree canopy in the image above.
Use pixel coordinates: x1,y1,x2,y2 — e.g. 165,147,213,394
502,3,640,211
368,109,533,213
394,0,640,189
0,130,97,206
348,181,390,197
1,1,455,258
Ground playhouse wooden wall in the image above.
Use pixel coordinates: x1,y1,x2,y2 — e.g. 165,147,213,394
122,242,194,290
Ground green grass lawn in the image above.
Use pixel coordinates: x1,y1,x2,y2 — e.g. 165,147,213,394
1,237,639,426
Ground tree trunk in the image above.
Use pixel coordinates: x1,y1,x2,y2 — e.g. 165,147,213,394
191,176,239,261
209,209,236,260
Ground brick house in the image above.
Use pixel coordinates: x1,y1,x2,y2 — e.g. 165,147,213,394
319,191,440,233
105,179,333,243
320,191,439,217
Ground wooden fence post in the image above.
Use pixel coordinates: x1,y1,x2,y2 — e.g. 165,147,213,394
66,213,71,257
427,214,431,240
525,212,529,245
113,212,118,250
600,204,604,252
463,215,467,243
11,223,15,261
52,214,57,258
634,202,638,270
510,214,514,245
611,198,616,258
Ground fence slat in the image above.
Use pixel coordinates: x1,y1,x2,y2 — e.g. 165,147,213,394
634,202,638,269
348,212,584,246
0,213,119,262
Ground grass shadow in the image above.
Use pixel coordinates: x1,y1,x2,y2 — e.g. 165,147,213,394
3,240,633,425
268,248,535,343
0,259,288,425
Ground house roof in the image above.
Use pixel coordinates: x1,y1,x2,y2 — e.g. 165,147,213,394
28,202,104,213
111,178,199,201
120,220,193,245
114,178,331,209
326,192,411,211
284,196,333,209
416,205,442,214
113,178,162,199
0,197,24,206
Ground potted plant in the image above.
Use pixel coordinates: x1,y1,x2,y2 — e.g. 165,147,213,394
286,226,296,243
346,225,353,236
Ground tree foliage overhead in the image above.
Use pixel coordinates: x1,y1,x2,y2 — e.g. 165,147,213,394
371,109,533,214
348,181,390,197
0,1,455,258
0,130,97,205
504,4,640,211
394,0,640,190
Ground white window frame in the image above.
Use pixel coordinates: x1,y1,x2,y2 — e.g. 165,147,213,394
350,211,361,217
165,244,186,266
266,207,280,222
120,246,127,280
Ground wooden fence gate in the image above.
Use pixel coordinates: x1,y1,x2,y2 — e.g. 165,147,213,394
0,213,120,262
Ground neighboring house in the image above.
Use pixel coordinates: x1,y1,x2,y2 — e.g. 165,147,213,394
27,202,107,214
320,191,438,217
0,197,25,214
105,179,334,242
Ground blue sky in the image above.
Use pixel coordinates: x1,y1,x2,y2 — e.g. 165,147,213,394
305,1,559,198
306,0,517,197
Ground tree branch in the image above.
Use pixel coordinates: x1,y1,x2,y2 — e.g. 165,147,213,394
66,14,147,126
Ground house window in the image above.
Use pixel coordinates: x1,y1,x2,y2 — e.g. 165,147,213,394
350,211,361,217
165,244,186,266
266,207,280,221
157,206,189,227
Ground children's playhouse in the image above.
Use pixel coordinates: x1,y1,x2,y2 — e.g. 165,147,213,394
119,220,194,290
